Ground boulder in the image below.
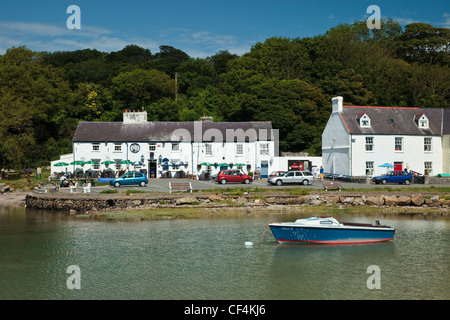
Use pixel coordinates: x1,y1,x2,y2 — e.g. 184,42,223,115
324,195,340,204
253,198,264,204
339,197,354,205
410,194,424,206
352,197,365,206
286,196,306,205
208,194,223,202
176,196,198,205
430,195,440,207
365,196,384,206
384,196,398,206
0,184,10,194
440,199,450,207
397,196,411,206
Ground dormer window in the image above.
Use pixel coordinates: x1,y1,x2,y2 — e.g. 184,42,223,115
357,113,371,128
415,113,429,129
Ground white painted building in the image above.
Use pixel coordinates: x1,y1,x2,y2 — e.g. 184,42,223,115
322,96,448,177
52,111,279,179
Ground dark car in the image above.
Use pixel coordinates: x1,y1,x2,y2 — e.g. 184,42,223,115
372,171,413,185
215,170,252,184
110,171,148,187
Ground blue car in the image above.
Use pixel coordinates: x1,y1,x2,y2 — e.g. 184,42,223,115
110,172,148,187
372,171,413,185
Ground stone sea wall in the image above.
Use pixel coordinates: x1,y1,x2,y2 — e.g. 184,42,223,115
25,192,450,214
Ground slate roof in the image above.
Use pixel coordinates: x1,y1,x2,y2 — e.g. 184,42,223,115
341,106,446,136
444,108,450,135
73,121,275,142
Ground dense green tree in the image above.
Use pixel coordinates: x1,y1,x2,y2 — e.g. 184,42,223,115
153,45,190,76
106,45,152,65
209,50,238,74
396,23,450,65
1,20,449,168
0,47,72,168
111,68,176,109
176,58,217,95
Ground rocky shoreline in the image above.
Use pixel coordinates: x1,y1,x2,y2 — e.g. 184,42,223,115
22,191,450,218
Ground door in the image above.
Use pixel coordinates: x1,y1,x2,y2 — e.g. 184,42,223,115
148,160,157,178
285,171,296,183
295,172,303,183
122,173,133,185
394,162,403,171
261,161,269,178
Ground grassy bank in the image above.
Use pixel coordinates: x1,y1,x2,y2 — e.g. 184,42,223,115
83,203,448,221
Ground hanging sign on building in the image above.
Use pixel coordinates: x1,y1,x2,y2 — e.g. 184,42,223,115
130,143,140,153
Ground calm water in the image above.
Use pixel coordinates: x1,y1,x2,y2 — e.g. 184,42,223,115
0,206,448,300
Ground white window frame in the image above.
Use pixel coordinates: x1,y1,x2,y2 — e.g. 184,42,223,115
172,143,180,152
365,161,374,176
149,143,156,151
360,114,371,127
418,115,429,129
395,137,403,152
114,143,122,152
365,137,374,152
424,137,432,152
205,144,212,156
92,143,100,152
236,144,243,156
424,162,433,175
260,143,269,156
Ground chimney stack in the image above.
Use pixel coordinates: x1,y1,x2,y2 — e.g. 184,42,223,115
123,110,148,124
332,96,343,113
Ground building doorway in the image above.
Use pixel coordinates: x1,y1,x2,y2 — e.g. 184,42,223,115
148,160,157,178
394,162,403,171
261,161,268,178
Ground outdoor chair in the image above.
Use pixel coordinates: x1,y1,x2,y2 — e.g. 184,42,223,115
70,182,79,193
83,183,91,193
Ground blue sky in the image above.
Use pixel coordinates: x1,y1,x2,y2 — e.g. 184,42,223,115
0,0,448,57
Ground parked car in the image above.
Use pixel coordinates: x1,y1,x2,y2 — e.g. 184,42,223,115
215,170,252,184
268,171,314,186
110,171,148,187
372,171,413,185
269,171,287,178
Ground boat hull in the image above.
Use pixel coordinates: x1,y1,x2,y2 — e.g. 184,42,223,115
269,224,395,244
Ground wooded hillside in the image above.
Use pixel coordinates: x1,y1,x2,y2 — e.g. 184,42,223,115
0,20,448,169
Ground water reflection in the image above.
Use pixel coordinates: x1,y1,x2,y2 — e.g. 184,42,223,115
0,206,448,300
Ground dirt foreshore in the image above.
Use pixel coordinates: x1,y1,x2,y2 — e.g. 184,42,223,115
0,192,29,207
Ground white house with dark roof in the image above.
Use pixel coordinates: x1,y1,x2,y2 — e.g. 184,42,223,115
322,96,448,177
52,111,279,179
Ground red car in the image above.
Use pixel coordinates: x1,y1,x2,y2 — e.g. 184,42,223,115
269,171,287,178
215,170,253,184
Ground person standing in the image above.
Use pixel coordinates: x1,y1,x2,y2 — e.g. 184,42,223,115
312,166,318,179
320,166,324,181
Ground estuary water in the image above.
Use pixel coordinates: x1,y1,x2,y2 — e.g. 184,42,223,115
0,206,448,300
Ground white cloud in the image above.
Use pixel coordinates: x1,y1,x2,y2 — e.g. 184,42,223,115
441,13,450,28
159,28,253,57
0,20,251,57
0,20,159,54
393,17,423,25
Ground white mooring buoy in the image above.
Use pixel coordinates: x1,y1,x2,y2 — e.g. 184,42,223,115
245,241,253,247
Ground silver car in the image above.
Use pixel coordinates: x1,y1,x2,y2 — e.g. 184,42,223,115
268,171,314,186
